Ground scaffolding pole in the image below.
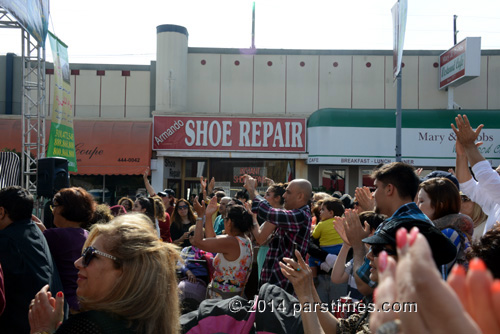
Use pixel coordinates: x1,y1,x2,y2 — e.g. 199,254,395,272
1,8,46,214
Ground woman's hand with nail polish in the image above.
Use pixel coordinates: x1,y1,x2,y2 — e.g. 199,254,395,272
371,230,480,334
448,258,500,334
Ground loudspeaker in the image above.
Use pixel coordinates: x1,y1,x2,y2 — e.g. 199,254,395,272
37,157,70,198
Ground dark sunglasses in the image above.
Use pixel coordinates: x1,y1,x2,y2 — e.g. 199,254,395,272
81,246,118,267
370,245,397,257
177,205,189,210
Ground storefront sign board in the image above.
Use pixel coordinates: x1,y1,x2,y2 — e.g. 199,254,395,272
164,158,182,179
307,108,500,167
153,116,306,152
0,118,152,175
439,37,481,89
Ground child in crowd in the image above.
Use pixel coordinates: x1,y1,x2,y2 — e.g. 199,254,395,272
331,211,386,301
177,225,214,313
309,198,345,278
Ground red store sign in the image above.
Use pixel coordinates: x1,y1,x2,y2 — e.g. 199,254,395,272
153,116,306,152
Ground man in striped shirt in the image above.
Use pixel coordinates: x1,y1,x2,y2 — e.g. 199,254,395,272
244,175,312,295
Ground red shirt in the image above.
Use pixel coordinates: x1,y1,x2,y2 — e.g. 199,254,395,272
158,212,172,243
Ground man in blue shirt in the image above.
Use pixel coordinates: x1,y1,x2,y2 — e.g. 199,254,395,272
348,162,436,295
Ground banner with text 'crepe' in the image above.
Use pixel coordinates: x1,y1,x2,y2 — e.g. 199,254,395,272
47,32,77,172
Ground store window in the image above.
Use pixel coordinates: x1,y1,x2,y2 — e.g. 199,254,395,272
319,168,346,194
182,159,208,202
185,159,207,178
210,159,294,197
70,175,144,205
360,168,376,190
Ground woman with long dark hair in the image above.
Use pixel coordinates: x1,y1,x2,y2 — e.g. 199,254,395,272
132,196,164,239
170,199,197,247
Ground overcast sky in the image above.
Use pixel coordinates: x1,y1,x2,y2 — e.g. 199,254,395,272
1,0,499,64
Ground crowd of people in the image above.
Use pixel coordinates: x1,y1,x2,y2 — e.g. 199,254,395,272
0,114,499,333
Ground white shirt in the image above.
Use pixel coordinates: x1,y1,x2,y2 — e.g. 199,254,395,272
460,160,500,235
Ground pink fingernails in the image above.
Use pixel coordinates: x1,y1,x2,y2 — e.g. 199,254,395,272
378,251,388,273
469,258,487,272
396,228,407,250
491,280,500,294
409,227,419,246
451,264,466,277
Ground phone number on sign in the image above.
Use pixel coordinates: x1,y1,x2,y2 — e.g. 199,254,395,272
117,158,141,162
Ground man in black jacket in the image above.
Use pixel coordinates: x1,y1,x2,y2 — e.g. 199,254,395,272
0,186,65,333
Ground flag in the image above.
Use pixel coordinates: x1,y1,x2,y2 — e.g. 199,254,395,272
286,162,293,182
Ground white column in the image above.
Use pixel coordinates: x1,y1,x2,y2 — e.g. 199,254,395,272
155,25,188,114
151,157,165,193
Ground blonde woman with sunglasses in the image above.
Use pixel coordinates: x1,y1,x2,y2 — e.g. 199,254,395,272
29,213,181,334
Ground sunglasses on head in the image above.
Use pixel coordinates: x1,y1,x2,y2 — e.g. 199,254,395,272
81,246,118,267
370,244,397,257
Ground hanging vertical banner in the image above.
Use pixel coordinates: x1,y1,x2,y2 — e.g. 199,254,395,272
392,0,408,80
47,32,77,172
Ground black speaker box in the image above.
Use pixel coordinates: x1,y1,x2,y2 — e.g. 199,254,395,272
37,157,70,198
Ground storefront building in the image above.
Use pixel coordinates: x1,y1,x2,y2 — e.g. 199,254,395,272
152,115,307,198
0,118,152,203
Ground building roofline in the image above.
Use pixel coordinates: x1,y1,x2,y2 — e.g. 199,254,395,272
188,47,500,56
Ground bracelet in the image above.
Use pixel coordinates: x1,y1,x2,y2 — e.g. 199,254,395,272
376,319,401,334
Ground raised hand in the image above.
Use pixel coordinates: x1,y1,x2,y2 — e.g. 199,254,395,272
264,177,275,186
243,174,258,199
354,187,375,212
205,197,218,217
143,167,150,179
344,209,370,247
333,216,351,246
451,114,484,148
200,176,207,190
192,196,205,217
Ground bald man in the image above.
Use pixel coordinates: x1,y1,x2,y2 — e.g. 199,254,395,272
244,175,312,294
